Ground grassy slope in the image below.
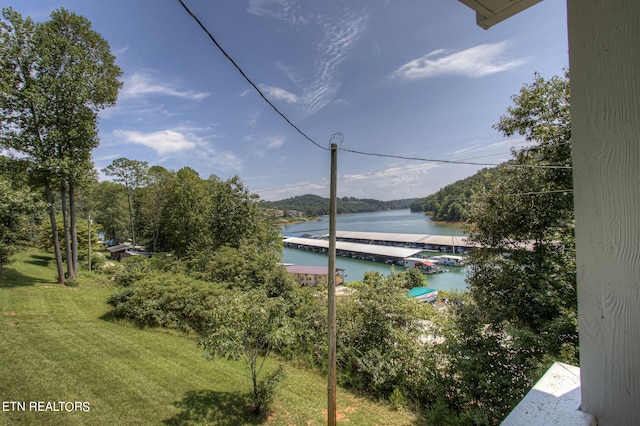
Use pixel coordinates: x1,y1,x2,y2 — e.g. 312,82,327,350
0,250,418,425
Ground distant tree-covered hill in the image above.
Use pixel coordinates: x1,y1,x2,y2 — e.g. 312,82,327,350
410,167,503,222
263,194,416,217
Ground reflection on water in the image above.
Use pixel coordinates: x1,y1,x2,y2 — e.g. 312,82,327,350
281,209,469,292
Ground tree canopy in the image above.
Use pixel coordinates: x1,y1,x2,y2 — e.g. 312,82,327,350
0,7,121,282
264,194,415,217
443,70,575,422
409,167,503,222
0,172,43,272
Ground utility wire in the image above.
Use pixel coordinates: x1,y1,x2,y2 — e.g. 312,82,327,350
427,188,574,204
255,151,528,194
339,146,573,169
178,0,571,170
177,0,328,151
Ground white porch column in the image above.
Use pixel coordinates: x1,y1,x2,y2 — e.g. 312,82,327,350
568,1,640,424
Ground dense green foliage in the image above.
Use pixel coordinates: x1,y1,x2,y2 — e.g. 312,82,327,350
95,162,282,263
449,70,575,423
102,158,150,248
0,7,121,282
106,261,437,415
199,290,292,414
91,181,131,243
2,249,417,425
264,194,415,217
335,272,431,399
410,167,503,222
0,174,43,272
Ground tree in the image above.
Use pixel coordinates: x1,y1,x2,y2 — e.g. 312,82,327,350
0,8,122,282
446,70,574,423
138,165,172,252
159,167,208,256
90,181,130,244
0,175,43,272
39,214,102,268
206,175,267,251
336,271,431,400
102,158,149,248
198,290,292,415
465,70,574,341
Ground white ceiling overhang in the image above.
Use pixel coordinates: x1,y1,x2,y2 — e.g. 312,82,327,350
458,0,543,29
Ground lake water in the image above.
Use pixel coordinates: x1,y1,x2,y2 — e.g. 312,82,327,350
281,209,469,292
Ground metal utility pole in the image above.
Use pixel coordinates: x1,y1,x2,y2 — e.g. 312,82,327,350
328,142,338,426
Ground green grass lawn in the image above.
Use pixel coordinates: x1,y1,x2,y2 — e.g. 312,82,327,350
0,249,419,425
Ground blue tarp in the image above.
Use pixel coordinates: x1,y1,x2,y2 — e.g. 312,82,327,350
408,287,438,303
408,287,437,297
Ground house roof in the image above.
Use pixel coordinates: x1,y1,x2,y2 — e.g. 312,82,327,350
286,265,332,275
458,0,542,29
105,244,133,253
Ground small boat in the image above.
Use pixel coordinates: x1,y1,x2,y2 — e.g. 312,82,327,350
413,260,446,274
434,255,466,266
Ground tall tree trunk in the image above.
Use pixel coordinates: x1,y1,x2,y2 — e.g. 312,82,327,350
152,226,159,253
126,191,136,248
69,179,79,275
45,179,65,284
60,180,76,279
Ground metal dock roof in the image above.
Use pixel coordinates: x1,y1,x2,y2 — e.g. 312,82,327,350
283,237,423,259
328,231,476,247
332,231,430,244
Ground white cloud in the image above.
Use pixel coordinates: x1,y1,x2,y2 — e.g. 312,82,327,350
256,178,330,201
205,150,243,171
449,137,535,157
120,72,210,100
254,9,368,118
275,61,303,85
259,85,300,103
113,44,130,56
391,42,526,80
246,0,307,25
256,162,441,201
113,130,196,154
265,136,286,149
301,10,368,116
246,111,261,127
244,134,286,158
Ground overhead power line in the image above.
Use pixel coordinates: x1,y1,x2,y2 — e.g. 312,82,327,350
254,151,561,195
177,0,328,151
178,0,572,171
339,147,573,170
428,188,574,204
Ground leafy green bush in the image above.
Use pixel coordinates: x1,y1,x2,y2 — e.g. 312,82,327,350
279,287,328,370
252,365,286,415
389,387,408,411
107,271,224,333
198,289,293,416
110,256,153,287
335,272,432,400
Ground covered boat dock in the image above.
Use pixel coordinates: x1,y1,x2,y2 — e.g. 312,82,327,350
283,236,423,265
323,231,476,254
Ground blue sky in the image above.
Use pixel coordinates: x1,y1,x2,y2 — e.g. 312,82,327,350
8,1,568,201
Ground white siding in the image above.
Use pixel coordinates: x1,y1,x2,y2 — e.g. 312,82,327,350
568,1,640,423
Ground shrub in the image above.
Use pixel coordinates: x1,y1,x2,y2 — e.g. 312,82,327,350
107,271,224,333
111,256,153,287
